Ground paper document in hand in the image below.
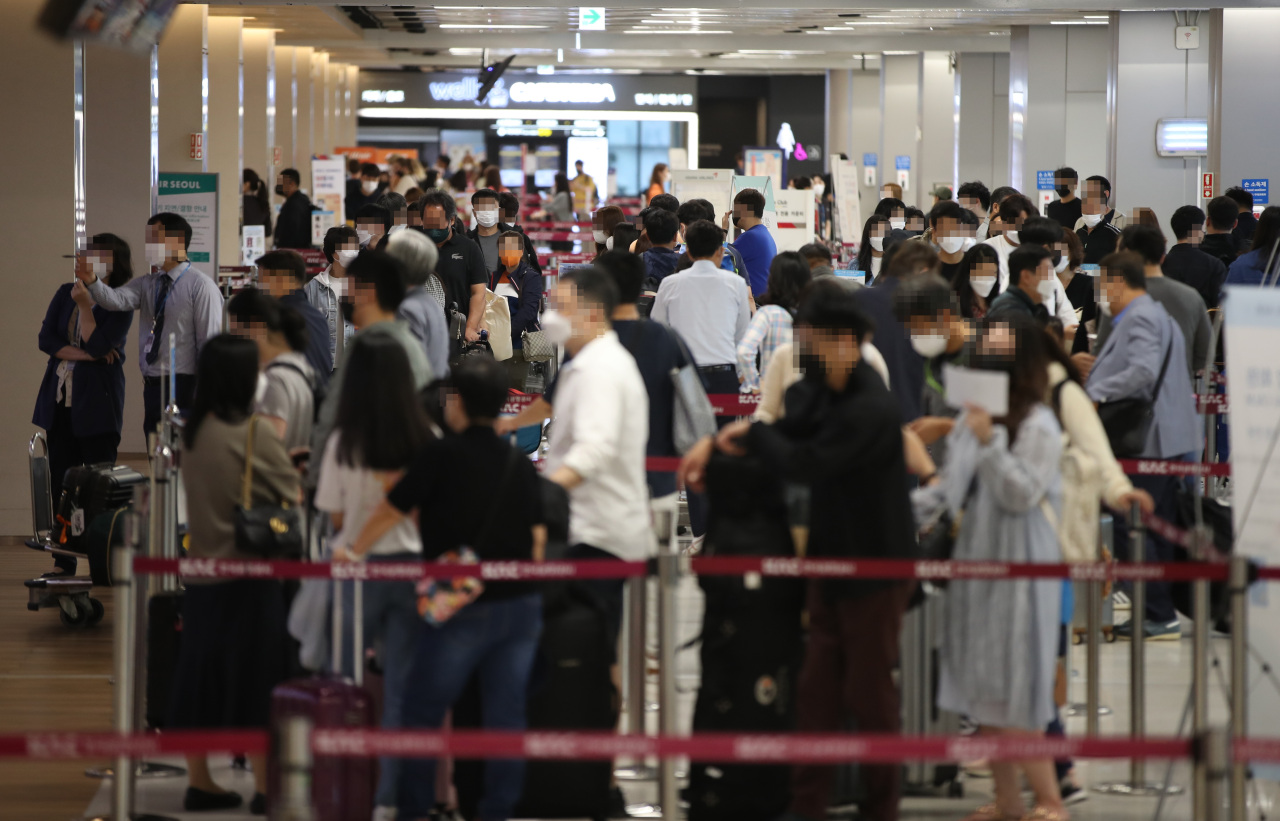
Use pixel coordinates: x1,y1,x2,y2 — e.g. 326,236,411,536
942,364,1009,417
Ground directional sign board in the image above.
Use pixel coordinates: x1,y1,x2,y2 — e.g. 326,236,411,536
578,7,605,30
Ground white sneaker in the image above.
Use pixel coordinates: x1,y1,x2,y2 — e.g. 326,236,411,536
1112,590,1132,611
372,806,397,821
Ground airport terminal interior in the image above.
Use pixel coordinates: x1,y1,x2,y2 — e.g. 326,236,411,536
2,0,1280,819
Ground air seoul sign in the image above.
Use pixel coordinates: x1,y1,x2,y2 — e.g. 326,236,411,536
358,71,697,113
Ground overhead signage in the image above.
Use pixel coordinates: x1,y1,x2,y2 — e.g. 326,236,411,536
578,7,606,31
157,172,218,278
895,155,911,171
1243,178,1269,205
358,71,697,113
1037,170,1055,190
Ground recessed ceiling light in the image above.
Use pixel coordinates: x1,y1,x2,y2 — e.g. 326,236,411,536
624,28,730,34
883,50,917,55
438,23,547,28
448,47,485,54
1084,15,1110,18
1050,20,1087,25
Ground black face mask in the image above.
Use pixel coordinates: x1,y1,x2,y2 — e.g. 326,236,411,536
797,351,825,381
274,184,285,196
731,215,742,228
1056,185,1072,198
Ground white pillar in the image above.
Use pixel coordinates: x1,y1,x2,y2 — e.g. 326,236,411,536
880,54,921,207
157,3,207,172
243,29,275,187
207,15,243,271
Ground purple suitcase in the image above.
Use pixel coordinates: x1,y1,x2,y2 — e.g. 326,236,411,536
268,579,376,820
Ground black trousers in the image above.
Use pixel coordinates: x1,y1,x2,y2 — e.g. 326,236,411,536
688,365,741,537
1112,473,1181,623
143,373,197,441
47,402,120,573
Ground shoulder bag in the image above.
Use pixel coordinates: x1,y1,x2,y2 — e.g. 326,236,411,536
1095,334,1173,458
233,416,304,558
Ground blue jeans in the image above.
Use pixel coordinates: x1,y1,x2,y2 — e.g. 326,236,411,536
364,555,423,808
397,593,543,821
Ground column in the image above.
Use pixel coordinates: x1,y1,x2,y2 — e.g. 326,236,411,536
880,54,921,207
207,15,243,271
293,46,315,194
157,3,207,172
243,29,275,186
1213,10,1280,203
919,52,956,198
274,45,296,193
341,65,360,148
850,67,881,210
826,69,853,164
312,51,329,157
0,5,73,533
85,44,152,453
957,53,1011,189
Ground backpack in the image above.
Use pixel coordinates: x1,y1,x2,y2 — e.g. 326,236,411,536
267,360,325,425
1049,380,1106,562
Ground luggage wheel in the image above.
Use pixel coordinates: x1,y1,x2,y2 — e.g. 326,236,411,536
57,593,103,628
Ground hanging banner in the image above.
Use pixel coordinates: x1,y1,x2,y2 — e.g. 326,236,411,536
772,189,815,253
831,157,863,248
311,157,347,221
157,172,218,279
671,168,734,227
1224,285,1280,779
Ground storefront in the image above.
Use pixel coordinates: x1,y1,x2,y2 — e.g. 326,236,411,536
356,70,699,197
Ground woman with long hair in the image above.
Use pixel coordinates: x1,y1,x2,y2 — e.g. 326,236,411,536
913,318,1068,821
170,335,299,814
314,333,435,813
645,162,670,205
243,168,273,238
736,251,811,392
856,214,890,283
484,165,505,193
592,205,627,259
953,243,1002,320
33,233,134,575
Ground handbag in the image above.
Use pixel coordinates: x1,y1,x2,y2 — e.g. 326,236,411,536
481,289,513,361
414,442,522,625
521,326,555,362
1095,336,1173,458
233,415,304,558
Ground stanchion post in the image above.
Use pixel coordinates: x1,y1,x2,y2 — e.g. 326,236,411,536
616,573,656,782
1085,578,1102,738
1203,727,1230,821
277,715,315,821
1129,500,1148,788
1193,577,1211,818
110,528,139,820
1229,555,1248,821
655,507,681,821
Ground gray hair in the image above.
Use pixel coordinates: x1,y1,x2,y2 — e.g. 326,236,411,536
385,229,438,287
377,191,409,216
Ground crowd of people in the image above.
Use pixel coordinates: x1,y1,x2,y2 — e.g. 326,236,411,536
32,155,1273,821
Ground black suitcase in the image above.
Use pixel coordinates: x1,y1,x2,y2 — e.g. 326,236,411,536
146,590,184,730
55,463,146,548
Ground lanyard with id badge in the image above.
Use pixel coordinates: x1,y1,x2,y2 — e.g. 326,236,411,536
144,263,190,362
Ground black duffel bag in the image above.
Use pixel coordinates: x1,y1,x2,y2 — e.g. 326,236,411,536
1096,339,1172,458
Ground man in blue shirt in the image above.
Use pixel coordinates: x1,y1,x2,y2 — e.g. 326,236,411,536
641,208,682,286
726,188,777,297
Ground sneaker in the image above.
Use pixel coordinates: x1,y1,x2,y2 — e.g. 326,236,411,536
1115,619,1182,641
1060,782,1088,805
183,786,244,812
1111,590,1131,611
608,785,629,818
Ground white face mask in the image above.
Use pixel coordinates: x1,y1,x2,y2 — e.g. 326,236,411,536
475,209,500,228
962,237,978,252
1082,212,1103,228
144,242,167,267
540,309,572,345
812,183,825,197
89,257,109,278
910,333,948,359
1005,230,1020,245
1054,253,1070,274
1036,276,1057,301
881,190,893,200
335,249,358,269
593,229,608,244
605,236,614,251
889,218,906,231
356,229,373,247
938,236,966,255
870,236,885,253
362,180,378,195
1098,297,1111,316
970,275,997,296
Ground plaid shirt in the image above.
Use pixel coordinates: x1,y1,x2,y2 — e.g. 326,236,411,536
736,304,793,392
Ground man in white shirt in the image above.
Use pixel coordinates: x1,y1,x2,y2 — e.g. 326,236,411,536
651,219,752,396
544,266,652,657
983,197,1077,330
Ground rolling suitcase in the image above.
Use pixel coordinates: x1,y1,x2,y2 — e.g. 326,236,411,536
55,463,146,548
146,590,184,729
268,578,375,821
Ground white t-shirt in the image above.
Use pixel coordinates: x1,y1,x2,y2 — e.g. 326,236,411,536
983,234,1077,327
314,432,421,556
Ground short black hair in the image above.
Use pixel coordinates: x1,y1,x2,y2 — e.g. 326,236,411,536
324,225,360,264
612,223,641,254
1100,251,1146,290
1170,205,1206,240
377,191,407,215
643,208,681,245
892,272,960,323
594,250,646,305
347,249,408,312
998,194,1037,224
418,189,457,223
89,232,134,289
471,188,500,207
255,249,307,282
798,242,833,264
148,211,193,249
359,162,380,178
227,287,309,353
498,191,521,220
1008,245,1053,287
450,355,510,421
649,193,680,214
575,159,584,166
677,199,713,226
1206,196,1238,231
1018,215,1064,248
1084,175,1112,202
1054,166,1078,182
928,200,966,228
347,158,361,175
733,188,765,218
684,220,725,259
562,265,619,318
280,168,301,186
795,277,875,341
957,181,991,211
356,203,392,232
990,186,1021,207
1120,224,1166,265
1225,186,1254,211
874,197,906,219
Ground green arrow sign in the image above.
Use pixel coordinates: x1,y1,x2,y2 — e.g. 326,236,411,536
578,7,605,30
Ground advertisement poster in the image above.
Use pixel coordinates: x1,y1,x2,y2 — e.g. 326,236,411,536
671,168,734,226
831,157,863,249
772,189,815,253
744,148,784,190
157,172,218,278
311,157,347,220
311,211,338,248
335,146,419,168
241,225,266,267
1224,286,1280,778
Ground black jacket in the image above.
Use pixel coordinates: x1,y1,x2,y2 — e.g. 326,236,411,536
1077,211,1122,264
1162,243,1229,310
747,364,917,600
276,191,315,249
853,277,924,422
1200,233,1239,271
243,194,273,237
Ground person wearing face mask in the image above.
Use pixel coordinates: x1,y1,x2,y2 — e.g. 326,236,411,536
467,188,540,278
377,191,411,238
676,199,751,285
879,182,903,201
903,207,927,236
80,212,224,437
982,193,1037,289
874,196,908,230
274,168,316,250
957,181,993,241
35,234,134,576
645,162,671,205
798,243,835,278
253,250,333,388
953,243,1002,320
345,162,384,223
1018,216,1080,339
591,204,627,260
308,226,359,370
489,230,544,389
986,245,1056,324
1045,167,1082,231
355,203,392,251
679,283,917,821
930,201,970,281
386,229,451,382
417,190,488,348
723,188,777,297
1163,205,1228,310
856,214,891,283
1075,175,1124,264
